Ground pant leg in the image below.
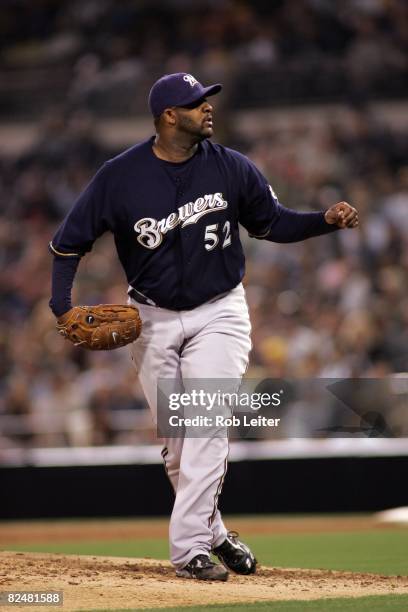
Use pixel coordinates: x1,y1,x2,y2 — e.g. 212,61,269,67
129,303,185,551
129,303,184,423
161,436,183,492
169,286,252,567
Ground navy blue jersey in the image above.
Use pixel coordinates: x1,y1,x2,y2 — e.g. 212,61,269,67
49,136,337,313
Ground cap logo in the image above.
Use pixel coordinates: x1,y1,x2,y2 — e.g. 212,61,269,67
183,74,198,87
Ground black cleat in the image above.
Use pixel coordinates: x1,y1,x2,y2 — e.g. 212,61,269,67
213,531,257,575
176,554,229,581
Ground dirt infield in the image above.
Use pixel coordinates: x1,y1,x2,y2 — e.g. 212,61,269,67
1,551,408,611
0,515,380,544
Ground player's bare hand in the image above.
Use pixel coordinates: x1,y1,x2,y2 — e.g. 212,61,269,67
324,202,359,229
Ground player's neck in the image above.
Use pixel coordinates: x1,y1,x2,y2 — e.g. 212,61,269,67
153,133,199,163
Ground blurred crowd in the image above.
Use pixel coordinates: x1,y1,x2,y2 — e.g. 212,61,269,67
0,102,406,450
1,0,407,118
0,0,407,452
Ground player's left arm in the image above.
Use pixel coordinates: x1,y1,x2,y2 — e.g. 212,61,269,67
263,199,358,243
237,154,359,242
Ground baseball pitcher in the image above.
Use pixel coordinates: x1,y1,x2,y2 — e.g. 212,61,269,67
49,73,359,581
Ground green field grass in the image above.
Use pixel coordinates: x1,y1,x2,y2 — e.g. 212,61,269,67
6,530,408,576
89,596,408,612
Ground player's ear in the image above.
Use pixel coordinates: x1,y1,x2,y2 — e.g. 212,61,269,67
162,108,177,126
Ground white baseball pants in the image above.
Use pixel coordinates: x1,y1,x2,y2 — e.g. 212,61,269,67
129,283,251,569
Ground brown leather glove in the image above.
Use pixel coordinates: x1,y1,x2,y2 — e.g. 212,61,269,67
56,304,142,350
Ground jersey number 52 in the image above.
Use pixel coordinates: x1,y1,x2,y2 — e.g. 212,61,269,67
204,222,232,251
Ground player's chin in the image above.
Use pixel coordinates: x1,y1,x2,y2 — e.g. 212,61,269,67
201,125,213,138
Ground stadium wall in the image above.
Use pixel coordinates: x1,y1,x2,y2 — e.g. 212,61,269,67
2,455,408,520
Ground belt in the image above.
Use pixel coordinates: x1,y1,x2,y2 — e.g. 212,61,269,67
128,287,230,310
128,287,157,307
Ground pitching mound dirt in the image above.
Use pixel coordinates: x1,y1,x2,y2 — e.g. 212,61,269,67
1,551,407,611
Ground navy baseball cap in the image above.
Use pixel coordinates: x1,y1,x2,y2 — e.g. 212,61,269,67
148,73,222,117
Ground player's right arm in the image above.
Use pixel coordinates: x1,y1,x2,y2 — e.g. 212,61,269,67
49,163,112,317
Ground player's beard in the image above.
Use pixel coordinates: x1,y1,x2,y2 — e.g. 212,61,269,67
177,114,213,142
